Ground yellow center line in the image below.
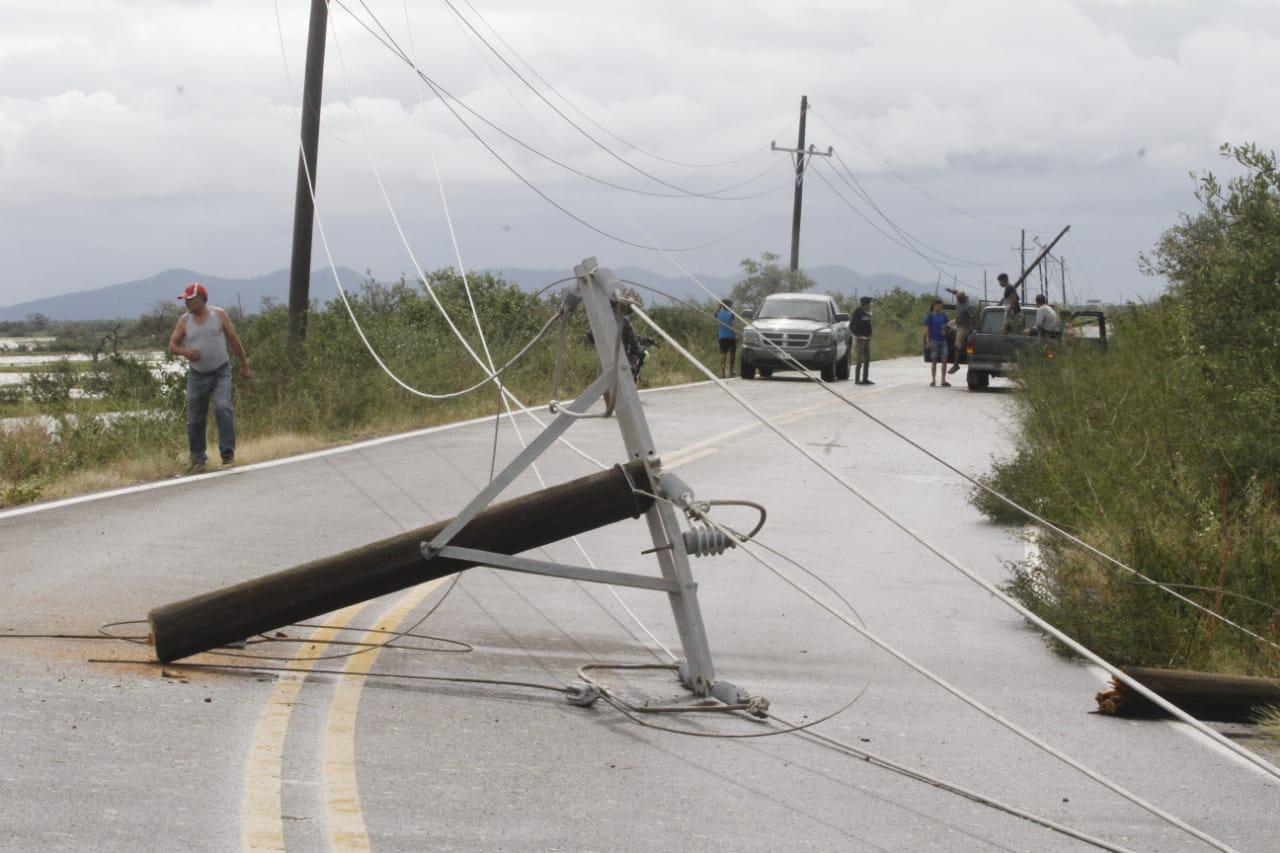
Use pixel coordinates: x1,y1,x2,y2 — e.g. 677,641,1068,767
663,394,836,466
323,577,450,852
295,385,849,848
242,604,369,853
663,447,719,469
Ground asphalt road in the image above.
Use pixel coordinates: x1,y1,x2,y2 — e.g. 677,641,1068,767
2,357,1276,852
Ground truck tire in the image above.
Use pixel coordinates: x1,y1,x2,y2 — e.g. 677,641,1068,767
740,361,756,380
966,369,990,391
821,357,836,382
836,346,851,380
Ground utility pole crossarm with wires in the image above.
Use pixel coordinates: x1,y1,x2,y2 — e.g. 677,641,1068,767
771,95,832,272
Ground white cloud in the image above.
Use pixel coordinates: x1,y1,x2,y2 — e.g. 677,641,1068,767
1,0,1278,306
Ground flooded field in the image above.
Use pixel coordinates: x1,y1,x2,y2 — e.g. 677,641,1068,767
0,336,56,351
0,349,177,430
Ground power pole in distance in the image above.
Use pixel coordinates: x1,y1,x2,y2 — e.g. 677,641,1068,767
1019,229,1027,304
771,95,832,272
287,0,329,347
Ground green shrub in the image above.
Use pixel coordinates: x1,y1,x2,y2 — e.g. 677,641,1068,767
975,145,1280,678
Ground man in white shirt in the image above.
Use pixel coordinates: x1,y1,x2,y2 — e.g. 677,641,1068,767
1029,293,1063,338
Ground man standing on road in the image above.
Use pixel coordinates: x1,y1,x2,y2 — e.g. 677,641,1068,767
946,288,977,375
168,282,251,468
1029,293,1063,338
924,299,950,387
715,298,737,378
850,296,874,385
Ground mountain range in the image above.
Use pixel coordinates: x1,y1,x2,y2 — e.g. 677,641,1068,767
0,265,937,322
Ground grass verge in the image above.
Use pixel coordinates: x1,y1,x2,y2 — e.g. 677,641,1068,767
972,300,1280,681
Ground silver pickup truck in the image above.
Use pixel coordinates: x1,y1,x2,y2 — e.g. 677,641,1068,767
739,293,853,381
965,306,1108,390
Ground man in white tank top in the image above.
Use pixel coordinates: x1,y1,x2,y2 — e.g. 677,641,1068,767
168,282,251,467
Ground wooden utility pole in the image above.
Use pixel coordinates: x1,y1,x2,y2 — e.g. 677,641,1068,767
1097,666,1280,723
771,96,831,272
1012,225,1071,291
1019,229,1027,303
150,461,654,662
287,0,330,347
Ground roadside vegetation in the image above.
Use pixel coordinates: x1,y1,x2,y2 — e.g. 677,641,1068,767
1,256,946,509
973,143,1280,681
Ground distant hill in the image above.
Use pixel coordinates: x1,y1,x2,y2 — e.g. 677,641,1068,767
0,268,366,322
0,264,935,321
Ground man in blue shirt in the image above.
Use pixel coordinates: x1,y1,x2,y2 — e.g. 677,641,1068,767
715,299,737,378
923,299,950,387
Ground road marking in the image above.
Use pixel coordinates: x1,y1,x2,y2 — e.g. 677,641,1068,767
323,577,450,851
662,447,718,469
242,605,369,853
661,394,838,465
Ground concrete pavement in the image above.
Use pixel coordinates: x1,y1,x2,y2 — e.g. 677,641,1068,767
2,358,1276,851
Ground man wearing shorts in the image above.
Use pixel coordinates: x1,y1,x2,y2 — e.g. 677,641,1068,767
923,299,950,386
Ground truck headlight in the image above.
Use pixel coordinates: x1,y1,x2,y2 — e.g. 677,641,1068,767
744,328,761,344
811,330,832,345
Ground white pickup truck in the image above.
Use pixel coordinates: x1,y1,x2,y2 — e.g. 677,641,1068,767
739,293,853,382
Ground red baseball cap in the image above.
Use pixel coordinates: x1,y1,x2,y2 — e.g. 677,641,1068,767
178,282,208,301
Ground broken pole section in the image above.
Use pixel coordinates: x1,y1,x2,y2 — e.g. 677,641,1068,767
149,461,654,663
1096,666,1280,723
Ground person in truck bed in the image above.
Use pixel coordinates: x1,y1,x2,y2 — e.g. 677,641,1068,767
1028,293,1063,338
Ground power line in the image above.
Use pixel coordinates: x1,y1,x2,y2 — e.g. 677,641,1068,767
331,1,755,253
827,150,996,267
433,0,774,199
809,159,977,286
809,107,1027,233
628,303,1280,786
453,0,776,171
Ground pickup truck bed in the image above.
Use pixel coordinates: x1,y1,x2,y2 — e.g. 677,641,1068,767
965,307,1107,390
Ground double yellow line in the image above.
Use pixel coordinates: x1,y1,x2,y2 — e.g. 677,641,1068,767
242,580,448,852
241,387,849,850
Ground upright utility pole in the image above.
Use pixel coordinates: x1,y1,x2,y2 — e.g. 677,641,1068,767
771,95,831,272
1012,225,1071,292
1019,229,1027,304
1061,258,1068,307
287,0,330,347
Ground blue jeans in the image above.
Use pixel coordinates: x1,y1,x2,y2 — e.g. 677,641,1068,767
186,363,235,464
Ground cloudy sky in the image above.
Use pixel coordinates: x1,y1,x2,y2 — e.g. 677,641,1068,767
2,0,1278,308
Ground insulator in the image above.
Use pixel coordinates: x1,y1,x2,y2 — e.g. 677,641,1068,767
682,525,735,558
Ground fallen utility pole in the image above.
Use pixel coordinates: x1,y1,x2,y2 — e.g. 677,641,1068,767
149,461,653,662
1096,666,1280,723
1013,225,1070,292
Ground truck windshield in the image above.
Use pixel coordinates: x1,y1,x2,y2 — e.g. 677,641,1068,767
757,299,829,321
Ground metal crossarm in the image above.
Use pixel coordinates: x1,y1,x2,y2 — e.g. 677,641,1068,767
416,257,732,698
434,547,680,593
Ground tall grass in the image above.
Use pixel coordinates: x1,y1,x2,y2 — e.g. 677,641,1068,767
0,271,725,507
975,300,1280,677
1,271,963,509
